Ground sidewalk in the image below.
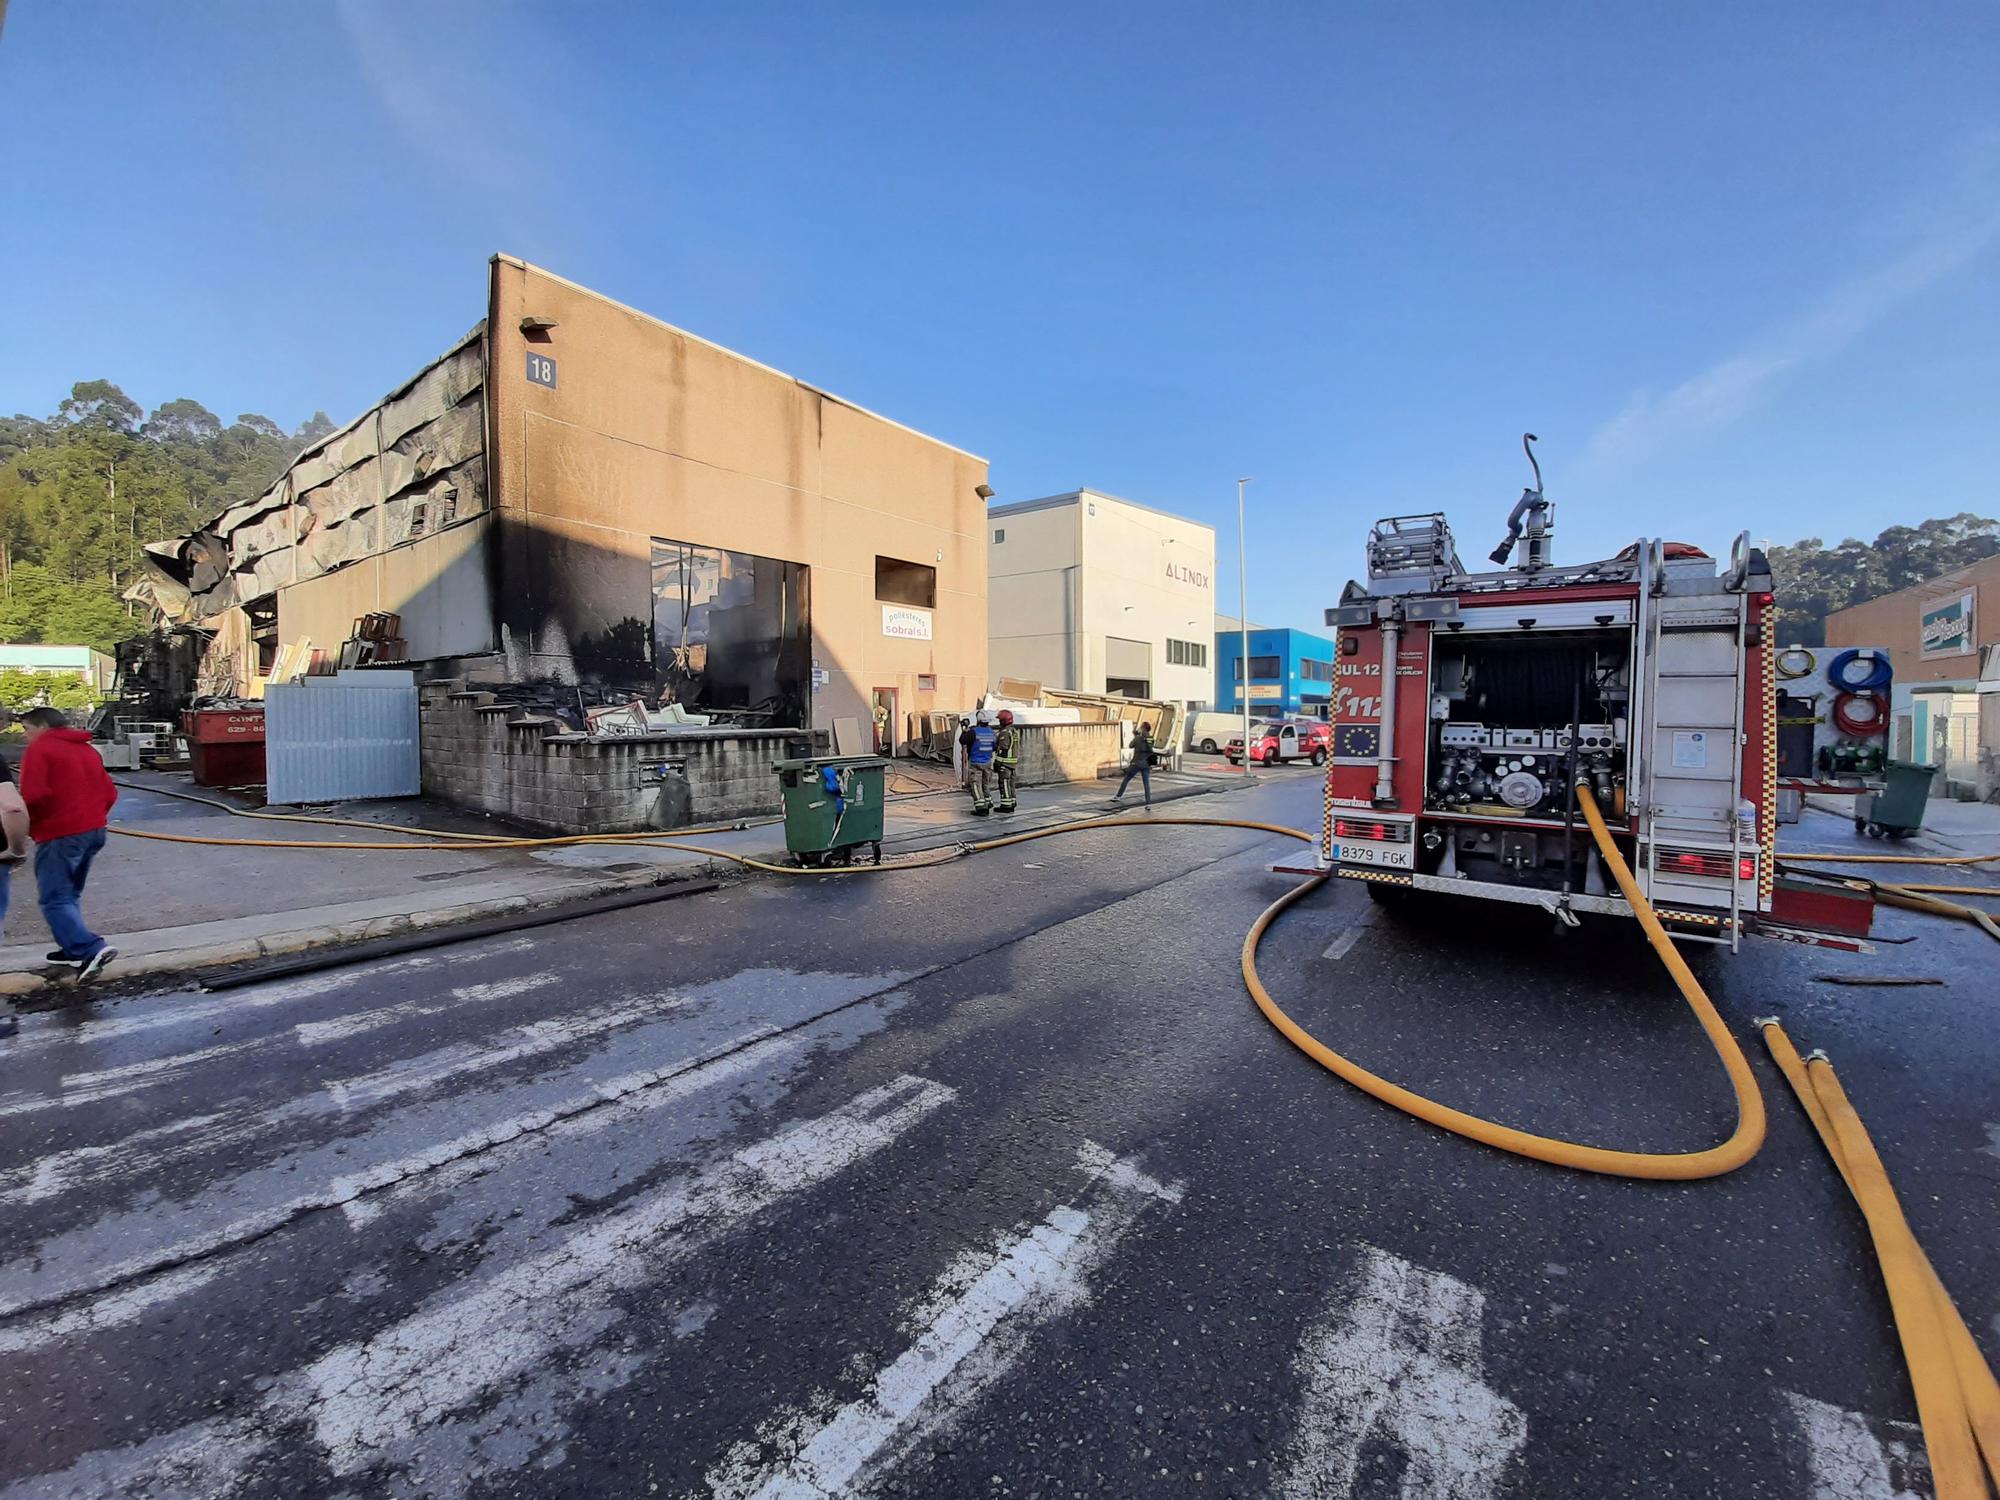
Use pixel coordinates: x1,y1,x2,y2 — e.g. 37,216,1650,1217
0,765,1242,1001
1800,791,2000,855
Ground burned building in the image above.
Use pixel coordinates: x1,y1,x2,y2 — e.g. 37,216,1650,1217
140,256,992,753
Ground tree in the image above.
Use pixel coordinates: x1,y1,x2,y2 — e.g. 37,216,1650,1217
294,410,337,445
55,380,142,433
235,413,284,439
143,397,222,444
1769,513,2000,643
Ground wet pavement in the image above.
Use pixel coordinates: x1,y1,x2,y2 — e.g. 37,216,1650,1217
0,777,1992,1498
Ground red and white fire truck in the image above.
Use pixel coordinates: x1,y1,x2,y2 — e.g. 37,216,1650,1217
1317,439,1872,951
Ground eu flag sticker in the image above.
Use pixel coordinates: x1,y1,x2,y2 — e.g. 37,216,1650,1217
1334,725,1379,759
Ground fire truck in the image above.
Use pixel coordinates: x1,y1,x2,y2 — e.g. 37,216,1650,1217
1318,437,1872,951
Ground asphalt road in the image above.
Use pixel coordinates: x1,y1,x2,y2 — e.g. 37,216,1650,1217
0,775,1991,1499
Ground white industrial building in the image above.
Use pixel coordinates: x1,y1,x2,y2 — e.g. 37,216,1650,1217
986,489,1217,702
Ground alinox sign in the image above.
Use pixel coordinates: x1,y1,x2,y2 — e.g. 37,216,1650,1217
1163,562,1211,591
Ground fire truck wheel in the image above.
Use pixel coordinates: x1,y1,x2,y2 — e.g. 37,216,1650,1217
1263,748,1279,766
1310,748,1327,767
1364,881,1408,907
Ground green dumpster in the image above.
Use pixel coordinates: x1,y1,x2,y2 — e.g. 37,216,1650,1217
772,756,888,867
1854,760,1936,840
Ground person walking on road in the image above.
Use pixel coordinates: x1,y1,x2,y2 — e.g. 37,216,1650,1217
960,709,998,816
0,720,32,1037
19,707,118,982
1110,721,1157,808
992,709,1021,814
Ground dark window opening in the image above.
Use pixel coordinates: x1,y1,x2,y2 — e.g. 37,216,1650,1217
1301,658,1335,681
651,538,811,727
1234,655,1281,680
993,528,1005,543
1167,638,1208,668
875,555,936,608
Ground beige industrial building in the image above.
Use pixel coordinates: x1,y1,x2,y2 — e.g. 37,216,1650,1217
1826,553,2000,796
140,256,991,749
985,490,1217,702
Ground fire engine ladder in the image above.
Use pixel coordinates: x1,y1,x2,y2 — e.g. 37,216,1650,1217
1634,539,1750,951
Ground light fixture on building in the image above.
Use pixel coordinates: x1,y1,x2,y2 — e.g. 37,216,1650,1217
975,484,995,499
520,316,559,335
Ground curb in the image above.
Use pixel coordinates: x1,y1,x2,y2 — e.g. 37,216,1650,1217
0,866,711,1004
0,776,1255,1005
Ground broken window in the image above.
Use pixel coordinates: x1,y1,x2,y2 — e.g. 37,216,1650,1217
650,538,811,728
874,555,936,608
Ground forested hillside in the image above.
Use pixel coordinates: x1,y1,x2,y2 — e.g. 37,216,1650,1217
0,381,333,653
1765,513,1999,644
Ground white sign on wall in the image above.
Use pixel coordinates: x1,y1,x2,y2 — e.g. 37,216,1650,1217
1920,590,1976,659
882,605,933,641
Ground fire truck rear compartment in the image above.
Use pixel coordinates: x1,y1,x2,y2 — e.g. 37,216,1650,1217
1423,629,1632,891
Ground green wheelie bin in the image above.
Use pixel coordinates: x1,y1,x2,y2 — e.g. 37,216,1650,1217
1854,760,1936,840
773,756,888,866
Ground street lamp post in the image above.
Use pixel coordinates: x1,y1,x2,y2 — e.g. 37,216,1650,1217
1237,477,1253,777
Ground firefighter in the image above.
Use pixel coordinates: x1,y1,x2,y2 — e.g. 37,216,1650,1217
960,709,998,815
993,709,1020,813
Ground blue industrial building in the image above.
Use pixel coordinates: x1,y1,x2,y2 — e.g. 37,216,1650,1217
1215,626,1337,718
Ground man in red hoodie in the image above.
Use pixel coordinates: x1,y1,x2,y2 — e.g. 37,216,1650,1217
19,707,118,982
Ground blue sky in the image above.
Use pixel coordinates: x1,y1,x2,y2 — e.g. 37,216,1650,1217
6,2,1997,631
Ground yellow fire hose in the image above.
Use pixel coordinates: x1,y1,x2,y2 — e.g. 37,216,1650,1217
1759,1021,2000,1498
1240,782,1766,1180
98,779,1999,1483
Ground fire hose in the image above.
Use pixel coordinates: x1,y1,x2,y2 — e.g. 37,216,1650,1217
1241,782,1766,1180
96,784,2000,1481
112,783,1768,1179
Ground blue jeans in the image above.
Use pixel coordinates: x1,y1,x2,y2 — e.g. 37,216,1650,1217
36,829,107,960
1115,762,1152,804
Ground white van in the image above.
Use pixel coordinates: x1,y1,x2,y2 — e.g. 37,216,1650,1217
1185,711,1245,754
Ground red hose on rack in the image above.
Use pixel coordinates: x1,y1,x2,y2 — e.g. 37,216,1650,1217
1833,691,1886,736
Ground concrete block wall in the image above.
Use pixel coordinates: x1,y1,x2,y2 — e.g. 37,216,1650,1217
1014,723,1122,786
419,690,791,832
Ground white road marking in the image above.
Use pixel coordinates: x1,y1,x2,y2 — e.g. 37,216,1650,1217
0,1023,780,1323
0,1112,226,1206
0,1261,227,1356
3,937,538,1054
1783,1392,1931,1500
284,1074,957,1483
0,1413,272,1500
1276,1246,1527,1500
0,955,562,1117
1322,909,1375,962
334,1023,785,1226
292,972,557,1045
1,1076,955,1498
708,1142,1182,1500
324,997,675,1110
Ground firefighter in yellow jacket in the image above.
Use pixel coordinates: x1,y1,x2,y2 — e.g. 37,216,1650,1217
993,709,1021,814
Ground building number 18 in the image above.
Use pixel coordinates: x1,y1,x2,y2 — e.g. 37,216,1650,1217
525,352,558,389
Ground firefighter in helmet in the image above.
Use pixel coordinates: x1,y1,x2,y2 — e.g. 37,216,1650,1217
993,708,1020,814
960,709,999,815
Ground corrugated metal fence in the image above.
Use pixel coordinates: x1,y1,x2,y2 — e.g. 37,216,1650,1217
264,671,421,804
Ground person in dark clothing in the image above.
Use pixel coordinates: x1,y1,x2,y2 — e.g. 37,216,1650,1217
992,709,1021,814
1110,722,1157,807
19,707,118,982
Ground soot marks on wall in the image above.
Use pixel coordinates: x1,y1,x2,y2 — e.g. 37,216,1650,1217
651,537,810,726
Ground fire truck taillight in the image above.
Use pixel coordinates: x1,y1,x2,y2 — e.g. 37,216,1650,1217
1738,854,1757,881
1335,819,1389,841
